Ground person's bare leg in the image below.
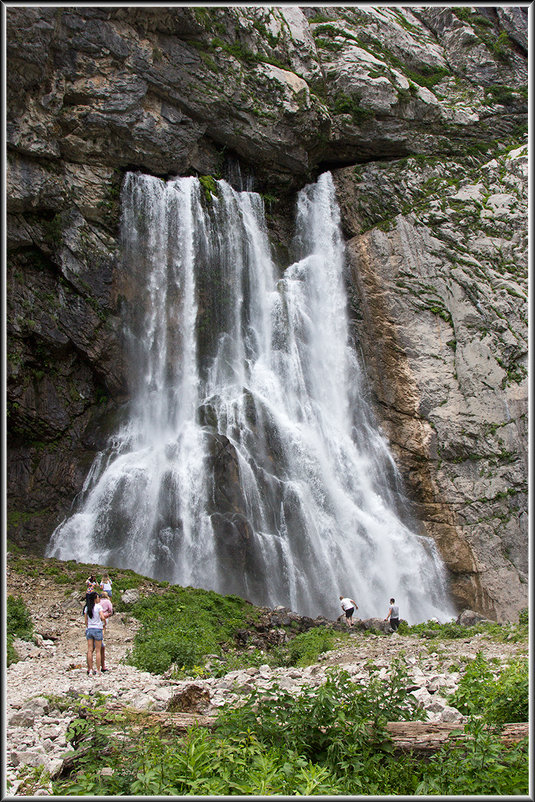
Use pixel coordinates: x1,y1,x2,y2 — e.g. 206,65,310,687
94,640,102,673
86,639,93,673
101,642,106,671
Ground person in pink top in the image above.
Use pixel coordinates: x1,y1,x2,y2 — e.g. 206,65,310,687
96,591,114,672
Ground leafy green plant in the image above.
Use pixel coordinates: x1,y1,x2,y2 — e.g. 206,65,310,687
484,659,528,724
448,652,528,725
218,663,424,756
405,618,528,643
7,595,33,639
52,661,528,797
447,651,494,715
125,585,258,674
7,595,34,665
277,626,339,666
415,718,528,795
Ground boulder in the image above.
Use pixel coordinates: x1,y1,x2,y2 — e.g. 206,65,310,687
121,589,141,605
456,609,492,627
167,684,211,714
355,617,392,634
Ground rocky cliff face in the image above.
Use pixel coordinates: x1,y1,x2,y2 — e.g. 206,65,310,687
332,146,528,621
6,6,528,620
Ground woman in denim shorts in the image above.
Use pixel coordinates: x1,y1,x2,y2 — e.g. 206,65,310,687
84,591,106,675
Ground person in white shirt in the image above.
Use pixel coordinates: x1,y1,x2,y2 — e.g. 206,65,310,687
83,591,106,675
339,595,358,627
100,574,112,598
384,598,400,631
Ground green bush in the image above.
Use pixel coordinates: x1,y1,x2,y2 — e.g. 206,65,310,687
448,652,528,724
416,719,528,795
7,595,33,640
447,650,494,715
484,659,528,724
406,618,527,643
217,662,425,760
280,626,338,666
7,595,34,667
125,585,257,674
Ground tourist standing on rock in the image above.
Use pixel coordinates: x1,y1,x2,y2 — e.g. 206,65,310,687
84,591,105,675
384,598,400,631
339,595,358,627
100,573,112,598
98,591,114,672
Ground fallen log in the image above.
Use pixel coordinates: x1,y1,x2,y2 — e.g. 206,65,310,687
385,721,528,754
52,717,528,780
83,701,217,732
81,703,529,752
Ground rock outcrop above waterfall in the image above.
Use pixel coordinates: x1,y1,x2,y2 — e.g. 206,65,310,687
6,6,528,620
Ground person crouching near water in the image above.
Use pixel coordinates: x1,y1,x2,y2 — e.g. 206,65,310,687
98,591,114,672
84,591,105,675
339,595,358,627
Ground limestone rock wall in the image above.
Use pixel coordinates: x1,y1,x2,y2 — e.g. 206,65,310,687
333,145,528,621
6,6,528,619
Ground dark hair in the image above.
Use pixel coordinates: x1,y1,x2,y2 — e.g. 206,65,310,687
390,598,395,603
86,591,98,619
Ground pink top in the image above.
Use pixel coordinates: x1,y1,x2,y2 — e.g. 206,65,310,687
99,598,113,618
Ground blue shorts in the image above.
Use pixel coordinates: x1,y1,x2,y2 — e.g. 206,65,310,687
86,627,103,641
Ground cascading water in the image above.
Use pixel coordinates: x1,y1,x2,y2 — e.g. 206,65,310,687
47,171,455,623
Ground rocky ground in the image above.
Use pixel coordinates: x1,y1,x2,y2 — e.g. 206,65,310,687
6,568,527,796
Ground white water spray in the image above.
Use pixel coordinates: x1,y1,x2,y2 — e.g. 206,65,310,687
47,172,455,622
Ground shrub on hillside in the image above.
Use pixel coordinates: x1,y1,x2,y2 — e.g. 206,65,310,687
278,626,338,667
484,658,528,724
124,585,257,674
448,651,528,724
7,595,33,640
7,595,33,666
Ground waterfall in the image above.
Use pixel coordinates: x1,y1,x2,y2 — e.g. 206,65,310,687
47,171,455,623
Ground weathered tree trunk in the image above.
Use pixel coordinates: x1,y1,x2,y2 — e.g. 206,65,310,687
81,702,528,752
385,721,528,755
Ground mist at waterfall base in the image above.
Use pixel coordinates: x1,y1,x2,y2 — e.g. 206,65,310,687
46,171,455,624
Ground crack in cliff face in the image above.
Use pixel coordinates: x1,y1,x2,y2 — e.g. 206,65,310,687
6,6,527,621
